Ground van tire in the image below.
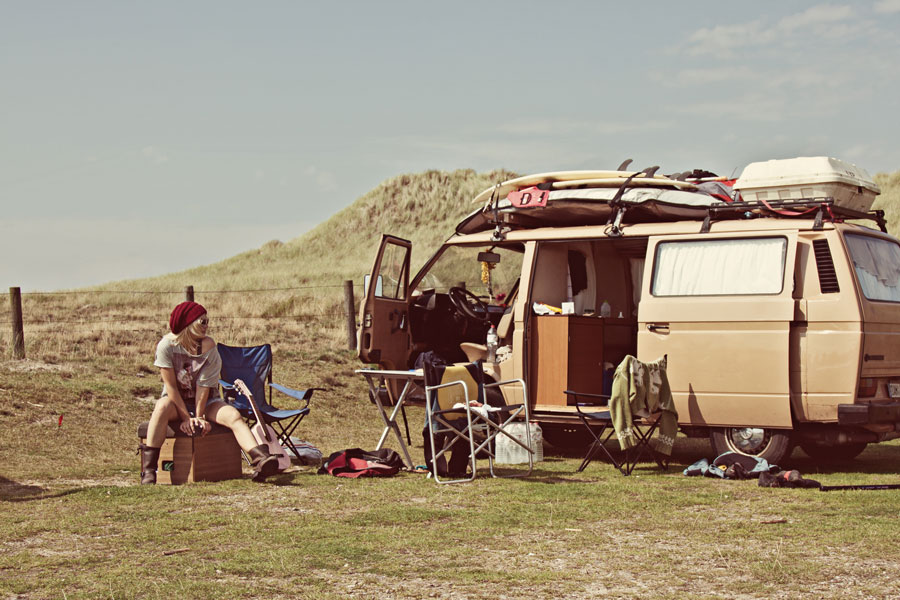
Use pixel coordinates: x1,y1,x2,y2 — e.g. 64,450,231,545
709,427,792,464
799,442,867,462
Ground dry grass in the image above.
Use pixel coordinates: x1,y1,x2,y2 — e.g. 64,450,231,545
2,168,900,599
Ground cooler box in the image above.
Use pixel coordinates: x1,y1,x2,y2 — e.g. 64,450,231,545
734,156,880,213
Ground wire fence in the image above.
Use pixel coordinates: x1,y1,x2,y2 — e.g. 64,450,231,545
2,281,362,360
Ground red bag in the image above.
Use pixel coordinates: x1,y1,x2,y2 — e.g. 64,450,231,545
318,448,403,478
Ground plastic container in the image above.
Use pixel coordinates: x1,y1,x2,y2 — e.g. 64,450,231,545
734,156,880,213
495,422,543,464
486,325,498,363
600,300,611,318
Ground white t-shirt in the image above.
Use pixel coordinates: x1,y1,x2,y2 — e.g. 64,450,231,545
154,336,222,401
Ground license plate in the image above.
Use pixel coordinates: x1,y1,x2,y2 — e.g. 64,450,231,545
889,382,900,398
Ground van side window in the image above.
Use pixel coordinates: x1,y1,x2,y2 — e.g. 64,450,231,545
845,234,900,302
651,237,787,296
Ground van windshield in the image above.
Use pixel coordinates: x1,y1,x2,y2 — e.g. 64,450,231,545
845,233,900,302
416,244,524,306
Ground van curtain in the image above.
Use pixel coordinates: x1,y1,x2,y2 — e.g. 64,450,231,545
652,238,786,296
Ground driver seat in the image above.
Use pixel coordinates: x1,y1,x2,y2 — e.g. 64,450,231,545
460,311,513,364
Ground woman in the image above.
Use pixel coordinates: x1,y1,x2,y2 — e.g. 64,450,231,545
138,301,280,484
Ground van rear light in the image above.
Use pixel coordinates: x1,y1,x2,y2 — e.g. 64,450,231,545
858,378,878,397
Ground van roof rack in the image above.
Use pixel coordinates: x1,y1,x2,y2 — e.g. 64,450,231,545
698,197,887,234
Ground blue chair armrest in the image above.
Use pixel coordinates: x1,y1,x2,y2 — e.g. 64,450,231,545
270,382,325,406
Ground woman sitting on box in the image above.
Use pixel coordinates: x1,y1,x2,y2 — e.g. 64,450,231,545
138,301,280,484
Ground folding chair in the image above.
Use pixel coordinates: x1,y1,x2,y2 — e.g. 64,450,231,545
565,354,676,476
423,360,534,484
217,343,323,460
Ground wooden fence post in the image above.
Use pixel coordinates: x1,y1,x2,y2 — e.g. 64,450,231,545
344,280,357,350
184,285,194,302
10,287,25,360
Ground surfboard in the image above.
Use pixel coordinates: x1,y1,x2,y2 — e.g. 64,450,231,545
550,177,697,191
471,170,683,204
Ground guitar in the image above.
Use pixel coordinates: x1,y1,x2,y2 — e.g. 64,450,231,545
234,379,292,471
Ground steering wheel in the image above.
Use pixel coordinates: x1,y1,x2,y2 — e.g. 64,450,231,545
448,286,489,321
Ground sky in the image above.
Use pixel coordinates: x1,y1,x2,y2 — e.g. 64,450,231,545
3,1,900,291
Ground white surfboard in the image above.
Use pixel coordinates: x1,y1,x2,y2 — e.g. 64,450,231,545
471,170,683,204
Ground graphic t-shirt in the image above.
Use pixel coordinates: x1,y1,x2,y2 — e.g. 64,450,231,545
154,336,222,401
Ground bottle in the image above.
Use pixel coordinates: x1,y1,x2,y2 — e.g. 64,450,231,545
486,325,498,363
600,300,611,318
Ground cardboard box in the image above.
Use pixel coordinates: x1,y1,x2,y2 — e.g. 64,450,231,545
139,424,242,484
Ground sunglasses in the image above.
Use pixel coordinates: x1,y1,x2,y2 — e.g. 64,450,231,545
199,318,209,325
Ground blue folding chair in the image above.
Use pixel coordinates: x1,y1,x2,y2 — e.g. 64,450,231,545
217,343,323,460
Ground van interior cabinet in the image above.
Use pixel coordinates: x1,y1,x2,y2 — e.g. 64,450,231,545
532,315,605,406
531,315,637,406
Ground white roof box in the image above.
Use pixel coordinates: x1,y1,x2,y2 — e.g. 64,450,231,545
734,156,880,213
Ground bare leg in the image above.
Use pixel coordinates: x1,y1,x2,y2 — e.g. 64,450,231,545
146,397,179,448
206,401,257,452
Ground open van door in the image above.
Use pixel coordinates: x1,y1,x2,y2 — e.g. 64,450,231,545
358,235,412,370
638,232,798,458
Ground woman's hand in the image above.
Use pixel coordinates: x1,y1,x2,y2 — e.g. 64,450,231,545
179,419,195,436
190,417,210,437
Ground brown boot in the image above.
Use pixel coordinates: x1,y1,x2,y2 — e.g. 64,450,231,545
139,444,161,485
248,445,280,482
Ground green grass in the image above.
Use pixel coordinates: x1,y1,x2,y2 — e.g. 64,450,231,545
3,168,900,599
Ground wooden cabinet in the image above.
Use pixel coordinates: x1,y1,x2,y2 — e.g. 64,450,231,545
531,315,636,406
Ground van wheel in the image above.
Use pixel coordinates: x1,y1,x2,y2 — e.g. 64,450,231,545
709,427,792,464
799,442,867,462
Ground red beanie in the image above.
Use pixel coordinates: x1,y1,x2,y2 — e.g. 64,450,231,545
169,301,207,334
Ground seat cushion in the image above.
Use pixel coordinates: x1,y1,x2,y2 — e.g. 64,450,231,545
137,420,234,439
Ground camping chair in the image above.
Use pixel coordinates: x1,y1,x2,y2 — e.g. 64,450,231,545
423,359,534,484
217,343,323,460
565,355,675,476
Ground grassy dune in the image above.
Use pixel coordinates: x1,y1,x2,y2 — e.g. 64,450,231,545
2,168,900,599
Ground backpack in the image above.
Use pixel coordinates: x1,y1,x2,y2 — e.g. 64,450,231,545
318,448,404,478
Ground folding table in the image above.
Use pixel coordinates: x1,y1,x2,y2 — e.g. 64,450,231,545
356,368,424,469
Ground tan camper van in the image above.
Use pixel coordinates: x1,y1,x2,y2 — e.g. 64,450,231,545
358,157,900,464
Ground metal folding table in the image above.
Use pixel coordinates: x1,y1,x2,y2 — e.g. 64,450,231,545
356,368,425,469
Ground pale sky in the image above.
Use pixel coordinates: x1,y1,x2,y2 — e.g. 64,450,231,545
3,1,900,291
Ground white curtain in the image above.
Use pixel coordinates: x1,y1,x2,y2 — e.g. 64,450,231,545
630,257,645,316
652,237,787,296
845,234,900,302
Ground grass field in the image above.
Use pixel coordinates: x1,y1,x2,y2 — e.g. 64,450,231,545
3,168,900,599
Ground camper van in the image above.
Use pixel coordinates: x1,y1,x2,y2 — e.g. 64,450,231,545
358,157,900,465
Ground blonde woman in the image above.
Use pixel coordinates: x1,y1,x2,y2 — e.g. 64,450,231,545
138,301,280,484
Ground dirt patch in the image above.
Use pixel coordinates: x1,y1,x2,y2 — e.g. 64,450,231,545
0,359,74,374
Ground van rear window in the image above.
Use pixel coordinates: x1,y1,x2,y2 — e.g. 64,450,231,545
845,234,900,302
651,237,787,296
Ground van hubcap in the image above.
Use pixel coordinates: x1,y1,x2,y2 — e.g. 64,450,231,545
727,427,770,455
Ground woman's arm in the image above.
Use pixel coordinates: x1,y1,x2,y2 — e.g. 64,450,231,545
193,385,213,436
160,367,195,435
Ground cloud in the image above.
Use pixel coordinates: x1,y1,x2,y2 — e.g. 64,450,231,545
141,145,169,164
679,4,860,57
874,0,900,13
495,118,671,137
302,166,338,192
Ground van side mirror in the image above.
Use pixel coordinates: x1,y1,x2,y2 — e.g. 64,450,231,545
477,251,501,264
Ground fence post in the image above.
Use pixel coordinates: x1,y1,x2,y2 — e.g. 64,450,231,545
344,280,357,350
10,287,25,360
184,285,194,302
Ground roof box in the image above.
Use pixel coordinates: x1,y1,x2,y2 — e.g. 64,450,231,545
734,156,880,213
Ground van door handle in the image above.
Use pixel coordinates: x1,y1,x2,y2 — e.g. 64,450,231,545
647,323,670,333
